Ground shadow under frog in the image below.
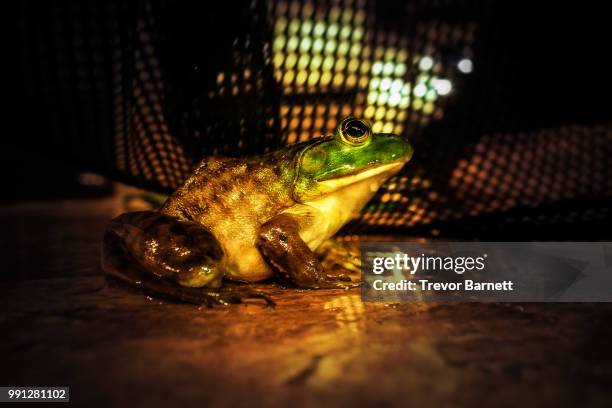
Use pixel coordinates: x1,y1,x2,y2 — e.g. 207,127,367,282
102,118,413,306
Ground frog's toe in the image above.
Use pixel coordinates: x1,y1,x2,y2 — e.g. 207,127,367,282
108,272,275,307
148,281,275,308
206,288,276,308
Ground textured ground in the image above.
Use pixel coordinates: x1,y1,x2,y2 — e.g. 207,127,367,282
1,196,611,407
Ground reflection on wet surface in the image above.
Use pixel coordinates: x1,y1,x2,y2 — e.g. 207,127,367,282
1,196,612,407
324,294,365,335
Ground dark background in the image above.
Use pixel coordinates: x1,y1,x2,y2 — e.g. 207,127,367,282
8,0,612,240
2,2,612,407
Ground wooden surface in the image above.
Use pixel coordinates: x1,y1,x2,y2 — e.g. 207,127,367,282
1,197,612,407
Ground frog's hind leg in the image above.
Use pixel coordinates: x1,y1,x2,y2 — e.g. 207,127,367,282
102,211,273,307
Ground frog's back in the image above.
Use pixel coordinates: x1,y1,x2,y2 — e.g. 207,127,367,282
160,154,297,281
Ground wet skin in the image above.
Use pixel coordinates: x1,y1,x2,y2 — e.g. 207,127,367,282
102,118,413,306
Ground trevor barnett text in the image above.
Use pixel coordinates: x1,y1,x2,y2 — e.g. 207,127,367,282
372,279,514,291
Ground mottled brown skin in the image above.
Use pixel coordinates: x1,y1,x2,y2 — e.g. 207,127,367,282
102,118,413,306
102,213,271,306
161,148,302,283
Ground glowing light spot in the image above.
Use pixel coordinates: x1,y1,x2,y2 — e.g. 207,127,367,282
364,106,376,118
297,54,310,69
394,63,406,76
384,48,395,61
340,26,352,39
332,74,344,87
338,41,350,55
289,19,300,34
308,71,320,86
346,74,357,86
367,91,378,104
425,89,437,101
287,36,299,51
380,78,391,91
301,20,313,35
383,62,394,76
322,56,334,71
377,92,389,105
273,36,286,52
434,78,452,95
341,10,353,23
458,58,473,73
273,54,284,68
313,22,326,37
383,122,394,133
312,38,324,53
388,93,401,107
283,71,295,85
285,54,297,69
320,71,332,85
299,37,312,52
327,23,339,37
296,70,308,85
335,58,346,71
423,102,435,114
390,79,403,93
275,18,287,33
360,61,370,74
372,62,383,75
324,40,337,54
419,56,434,70
414,83,427,97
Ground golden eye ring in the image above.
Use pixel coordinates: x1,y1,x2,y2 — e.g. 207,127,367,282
337,117,372,146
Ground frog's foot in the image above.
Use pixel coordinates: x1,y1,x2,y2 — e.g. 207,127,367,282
102,211,274,307
106,267,274,307
257,214,360,290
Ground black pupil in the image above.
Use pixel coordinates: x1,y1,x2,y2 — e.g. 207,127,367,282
345,120,367,138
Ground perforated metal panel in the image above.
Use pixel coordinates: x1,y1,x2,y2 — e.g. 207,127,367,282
13,0,612,239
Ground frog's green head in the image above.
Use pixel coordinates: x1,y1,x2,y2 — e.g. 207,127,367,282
293,117,413,202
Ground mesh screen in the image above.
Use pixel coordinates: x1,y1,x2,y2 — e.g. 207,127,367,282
13,0,612,239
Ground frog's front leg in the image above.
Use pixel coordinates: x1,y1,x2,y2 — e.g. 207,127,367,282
102,211,273,307
257,214,358,289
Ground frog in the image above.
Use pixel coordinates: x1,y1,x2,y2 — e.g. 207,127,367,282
102,117,413,306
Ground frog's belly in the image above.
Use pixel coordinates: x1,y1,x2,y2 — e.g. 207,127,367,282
214,230,273,282
223,246,273,282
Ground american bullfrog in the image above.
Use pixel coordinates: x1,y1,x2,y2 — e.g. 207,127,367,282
102,118,413,305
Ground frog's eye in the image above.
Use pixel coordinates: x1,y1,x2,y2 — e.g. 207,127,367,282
337,117,372,146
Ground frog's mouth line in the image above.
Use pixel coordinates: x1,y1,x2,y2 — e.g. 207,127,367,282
316,160,406,191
